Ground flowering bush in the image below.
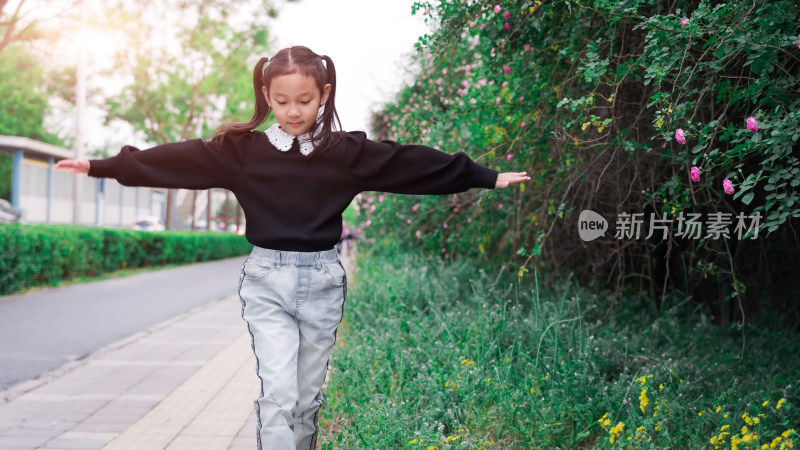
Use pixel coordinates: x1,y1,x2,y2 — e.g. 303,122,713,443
362,0,800,313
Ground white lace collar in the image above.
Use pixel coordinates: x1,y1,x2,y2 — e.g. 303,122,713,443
265,123,318,156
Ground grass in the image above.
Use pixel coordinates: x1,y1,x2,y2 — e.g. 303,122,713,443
318,247,799,449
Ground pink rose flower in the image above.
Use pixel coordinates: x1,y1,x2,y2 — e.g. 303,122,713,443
369,205,376,212
503,22,510,30
746,116,758,132
524,44,531,51
681,18,689,28
503,11,510,20
415,230,421,238
690,166,700,182
443,223,448,229
412,203,419,212
675,128,686,144
520,121,525,127
503,65,510,74
723,178,735,195
494,5,501,13
498,204,503,209
507,154,512,160
496,97,501,105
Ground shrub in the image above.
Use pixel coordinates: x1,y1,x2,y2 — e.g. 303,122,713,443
362,0,800,315
0,223,252,295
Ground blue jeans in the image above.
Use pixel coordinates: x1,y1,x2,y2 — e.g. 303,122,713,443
238,247,347,450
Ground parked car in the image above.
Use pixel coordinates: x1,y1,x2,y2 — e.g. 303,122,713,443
0,199,21,223
133,215,165,231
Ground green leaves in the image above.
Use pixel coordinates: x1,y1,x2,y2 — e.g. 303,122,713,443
0,223,251,296
103,0,272,144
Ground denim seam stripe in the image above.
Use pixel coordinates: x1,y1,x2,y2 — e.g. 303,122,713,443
239,260,264,450
309,263,347,450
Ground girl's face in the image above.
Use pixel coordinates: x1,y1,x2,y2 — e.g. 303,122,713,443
263,73,331,136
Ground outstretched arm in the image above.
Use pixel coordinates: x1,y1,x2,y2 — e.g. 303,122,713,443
54,138,246,191
55,159,90,174
495,171,530,188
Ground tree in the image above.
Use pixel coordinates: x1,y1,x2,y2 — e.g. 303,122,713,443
102,0,275,229
0,43,61,200
0,0,80,54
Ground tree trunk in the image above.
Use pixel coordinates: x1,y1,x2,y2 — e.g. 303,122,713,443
165,188,175,230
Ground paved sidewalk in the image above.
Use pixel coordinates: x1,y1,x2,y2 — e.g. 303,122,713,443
0,294,261,450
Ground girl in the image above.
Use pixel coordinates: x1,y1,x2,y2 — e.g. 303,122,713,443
57,46,529,450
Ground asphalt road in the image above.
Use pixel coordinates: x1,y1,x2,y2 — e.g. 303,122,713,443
0,256,248,391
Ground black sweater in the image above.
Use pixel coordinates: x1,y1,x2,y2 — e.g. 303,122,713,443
89,130,499,251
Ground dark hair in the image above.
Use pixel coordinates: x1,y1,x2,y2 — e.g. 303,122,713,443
212,46,342,156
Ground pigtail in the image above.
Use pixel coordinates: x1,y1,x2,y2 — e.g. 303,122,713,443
212,56,271,149
306,55,342,157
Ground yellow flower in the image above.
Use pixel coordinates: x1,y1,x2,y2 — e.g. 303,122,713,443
659,384,664,390
639,387,649,413
721,425,730,431
782,429,795,438
763,401,770,407
699,411,703,417
410,439,418,444
445,436,461,443
427,446,438,450
716,406,722,413
777,399,786,409
460,359,475,368
609,422,625,443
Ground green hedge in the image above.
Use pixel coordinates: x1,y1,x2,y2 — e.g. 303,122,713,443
0,223,252,296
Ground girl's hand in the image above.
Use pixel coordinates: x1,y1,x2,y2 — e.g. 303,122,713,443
55,159,90,174
495,172,530,188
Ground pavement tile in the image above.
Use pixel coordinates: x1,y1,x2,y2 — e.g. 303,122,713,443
0,295,249,449
0,435,51,447
0,253,353,450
